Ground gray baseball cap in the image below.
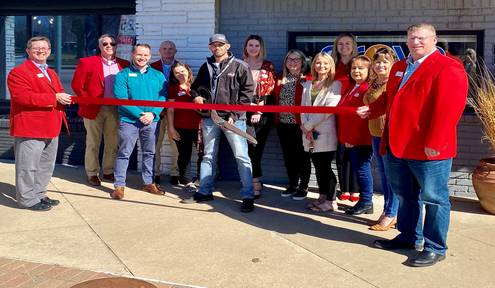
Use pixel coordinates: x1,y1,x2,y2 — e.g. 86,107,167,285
209,34,229,45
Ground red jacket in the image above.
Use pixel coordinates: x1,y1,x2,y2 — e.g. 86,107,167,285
7,60,66,138
337,82,371,146
150,59,177,81
71,56,129,119
370,51,468,160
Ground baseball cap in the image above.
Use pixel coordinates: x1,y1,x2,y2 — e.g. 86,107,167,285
209,34,229,45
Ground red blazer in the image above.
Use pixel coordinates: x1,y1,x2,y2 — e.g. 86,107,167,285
7,60,66,138
71,56,129,119
337,82,372,146
370,51,468,160
150,59,177,82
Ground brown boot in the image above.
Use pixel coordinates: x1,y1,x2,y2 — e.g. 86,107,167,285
87,175,101,186
143,183,165,195
111,186,125,200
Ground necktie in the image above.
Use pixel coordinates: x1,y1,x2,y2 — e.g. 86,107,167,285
39,65,51,82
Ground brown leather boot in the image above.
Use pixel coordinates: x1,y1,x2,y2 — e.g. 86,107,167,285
111,186,125,200
87,175,101,186
143,183,165,195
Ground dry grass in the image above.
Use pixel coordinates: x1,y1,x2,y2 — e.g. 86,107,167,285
469,60,495,152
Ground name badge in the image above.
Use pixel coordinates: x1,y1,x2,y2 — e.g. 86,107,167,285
37,73,45,78
353,93,360,97
128,73,138,77
178,91,186,96
395,71,404,77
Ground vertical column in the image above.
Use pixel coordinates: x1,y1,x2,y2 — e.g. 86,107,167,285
1,16,16,99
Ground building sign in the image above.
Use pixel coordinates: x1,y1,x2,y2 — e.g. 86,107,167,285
116,15,136,61
288,30,483,61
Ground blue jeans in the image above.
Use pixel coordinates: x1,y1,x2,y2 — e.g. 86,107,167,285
372,137,398,217
386,152,452,255
114,121,157,187
199,118,253,199
348,145,373,205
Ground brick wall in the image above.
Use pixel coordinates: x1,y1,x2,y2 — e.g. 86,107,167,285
219,0,495,72
2,16,15,99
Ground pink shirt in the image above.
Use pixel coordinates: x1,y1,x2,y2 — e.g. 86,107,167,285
102,57,120,98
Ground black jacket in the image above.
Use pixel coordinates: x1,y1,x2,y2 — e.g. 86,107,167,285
191,52,254,120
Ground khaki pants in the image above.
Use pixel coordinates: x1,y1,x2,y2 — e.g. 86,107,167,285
155,116,179,176
84,106,119,177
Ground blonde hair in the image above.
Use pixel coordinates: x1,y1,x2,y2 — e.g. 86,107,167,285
369,47,397,82
330,33,358,65
407,23,436,35
311,52,336,88
243,35,266,59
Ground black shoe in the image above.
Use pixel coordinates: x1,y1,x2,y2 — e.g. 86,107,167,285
180,192,214,204
281,186,297,197
373,238,419,251
179,177,191,185
240,198,254,213
345,201,373,215
27,202,52,211
154,175,161,184
291,188,308,200
170,176,180,185
407,251,446,267
40,197,60,206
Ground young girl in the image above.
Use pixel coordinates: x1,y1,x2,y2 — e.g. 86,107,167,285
167,62,202,189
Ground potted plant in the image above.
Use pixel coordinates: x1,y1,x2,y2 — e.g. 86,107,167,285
469,58,495,214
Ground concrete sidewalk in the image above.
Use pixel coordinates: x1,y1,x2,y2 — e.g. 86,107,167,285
0,161,493,288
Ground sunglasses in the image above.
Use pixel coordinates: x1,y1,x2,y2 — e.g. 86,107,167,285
102,42,116,47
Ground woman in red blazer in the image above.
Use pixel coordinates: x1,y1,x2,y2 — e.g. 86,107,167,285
337,55,374,216
274,49,311,200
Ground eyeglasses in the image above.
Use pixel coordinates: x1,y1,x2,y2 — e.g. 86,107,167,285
30,47,50,52
102,42,116,47
407,36,434,43
287,57,302,63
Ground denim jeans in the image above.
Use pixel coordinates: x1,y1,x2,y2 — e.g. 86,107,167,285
372,137,398,217
198,118,253,199
386,152,452,255
114,121,157,187
347,145,373,205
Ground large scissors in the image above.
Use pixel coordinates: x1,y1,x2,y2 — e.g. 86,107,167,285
194,87,258,145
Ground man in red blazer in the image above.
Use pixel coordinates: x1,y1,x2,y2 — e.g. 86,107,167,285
7,36,72,211
359,23,468,267
150,40,180,185
71,34,129,186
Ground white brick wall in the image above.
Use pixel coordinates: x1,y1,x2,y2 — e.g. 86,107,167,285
136,0,215,73
4,16,15,99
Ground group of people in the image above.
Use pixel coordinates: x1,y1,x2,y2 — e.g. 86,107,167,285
7,22,468,267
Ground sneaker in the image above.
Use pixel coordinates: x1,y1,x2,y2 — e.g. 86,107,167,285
240,198,254,213
291,188,308,200
183,182,197,193
281,186,298,197
180,192,214,204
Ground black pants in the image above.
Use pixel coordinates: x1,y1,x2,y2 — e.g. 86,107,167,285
247,113,273,179
336,143,358,193
174,128,198,180
311,151,337,200
276,123,311,189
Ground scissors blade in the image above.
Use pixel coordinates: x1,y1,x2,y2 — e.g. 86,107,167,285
210,111,258,145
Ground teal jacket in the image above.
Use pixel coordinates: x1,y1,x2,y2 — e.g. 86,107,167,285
113,65,166,123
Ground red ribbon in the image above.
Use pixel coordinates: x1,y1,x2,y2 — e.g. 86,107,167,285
71,97,357,114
